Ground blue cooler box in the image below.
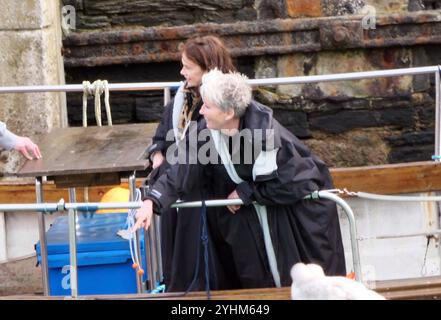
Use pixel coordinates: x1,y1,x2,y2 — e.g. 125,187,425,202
35,213,147,296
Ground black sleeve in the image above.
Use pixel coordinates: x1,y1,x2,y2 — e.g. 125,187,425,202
143,121,209,213
143,162,204,213
235,139,329,206
147,100,174,160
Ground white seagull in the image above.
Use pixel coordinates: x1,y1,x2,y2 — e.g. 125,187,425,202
290,263,385,300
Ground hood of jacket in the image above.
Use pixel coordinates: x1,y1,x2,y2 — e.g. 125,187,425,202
241,100,282,151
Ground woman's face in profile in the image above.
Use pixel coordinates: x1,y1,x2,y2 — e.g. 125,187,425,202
180,53,204,88
200,98,229,130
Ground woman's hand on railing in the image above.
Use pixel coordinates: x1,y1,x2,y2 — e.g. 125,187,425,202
226,190,241,214
151,151,165,169
133,199,154,231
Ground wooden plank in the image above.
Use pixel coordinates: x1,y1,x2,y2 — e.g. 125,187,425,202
16,124,156,177
330,161,441,195
52,172,121,188
0,179,144,204
375,275,441,292
4,277,441,300
3,161,441,204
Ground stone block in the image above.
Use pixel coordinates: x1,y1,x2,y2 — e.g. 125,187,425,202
388,144,434,163
365,0,409,14
309,107,414,134
75,0,256,28
271,49,414,100
304,129,390,167
276,54,310,97
321,0,365,16
272,109,310,138
255,0,286,20
314,50,413,98
0,0,56,30
0,29,62,131
286,0,322,18
135,96,166,122
0,28,63,173
417,105,435,130
386,131,434,147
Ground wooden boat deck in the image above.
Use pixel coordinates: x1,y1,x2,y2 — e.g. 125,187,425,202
2,276,441,300
3,160,441,203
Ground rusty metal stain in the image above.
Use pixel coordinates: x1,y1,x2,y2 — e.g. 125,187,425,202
422,192,439,231
63,10,441,67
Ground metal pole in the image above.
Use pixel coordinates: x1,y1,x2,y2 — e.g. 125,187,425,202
248,66,441,86
315,191,363,283
148,214,159,290
435,68,441,161
0,82,181,94
0,66,439,94
65,202,141,211
144,223,155,292
35,177,50,296
154,214,163,284
67,208,78,298
164,87,171,106
68,188,78,298
171,198,244,208
129,173,144,293
0,203,59,212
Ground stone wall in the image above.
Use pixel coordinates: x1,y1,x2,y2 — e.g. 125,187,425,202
62,0,441,167
0,0,66,295
64,0,428,29
0,0,66,174
63,0,257,29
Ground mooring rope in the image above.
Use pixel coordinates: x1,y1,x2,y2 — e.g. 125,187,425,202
323,188,441,202
81,80,114,202
82,80,113,127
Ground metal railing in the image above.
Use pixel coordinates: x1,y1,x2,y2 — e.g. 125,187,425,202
0,190,361,298
1,65,440,157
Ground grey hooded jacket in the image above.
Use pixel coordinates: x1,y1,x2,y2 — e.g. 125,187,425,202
0,121,17,150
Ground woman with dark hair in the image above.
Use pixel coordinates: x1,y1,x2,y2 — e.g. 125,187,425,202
136,69,346,291
144,35,236,292
148,35,235,171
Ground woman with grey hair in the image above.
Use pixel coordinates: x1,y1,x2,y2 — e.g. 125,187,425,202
136,69,346,290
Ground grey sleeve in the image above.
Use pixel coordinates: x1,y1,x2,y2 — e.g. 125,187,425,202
0,121,18,150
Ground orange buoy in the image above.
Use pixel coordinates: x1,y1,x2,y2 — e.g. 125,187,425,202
97,187,130,214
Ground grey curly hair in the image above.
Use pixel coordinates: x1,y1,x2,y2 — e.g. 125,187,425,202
200,68,252,118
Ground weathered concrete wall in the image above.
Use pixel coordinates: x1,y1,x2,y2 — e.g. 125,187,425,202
0,0,66,173
0,0,66,295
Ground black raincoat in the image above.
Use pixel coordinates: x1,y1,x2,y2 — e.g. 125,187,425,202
145,87,208,291
145,100,346,291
